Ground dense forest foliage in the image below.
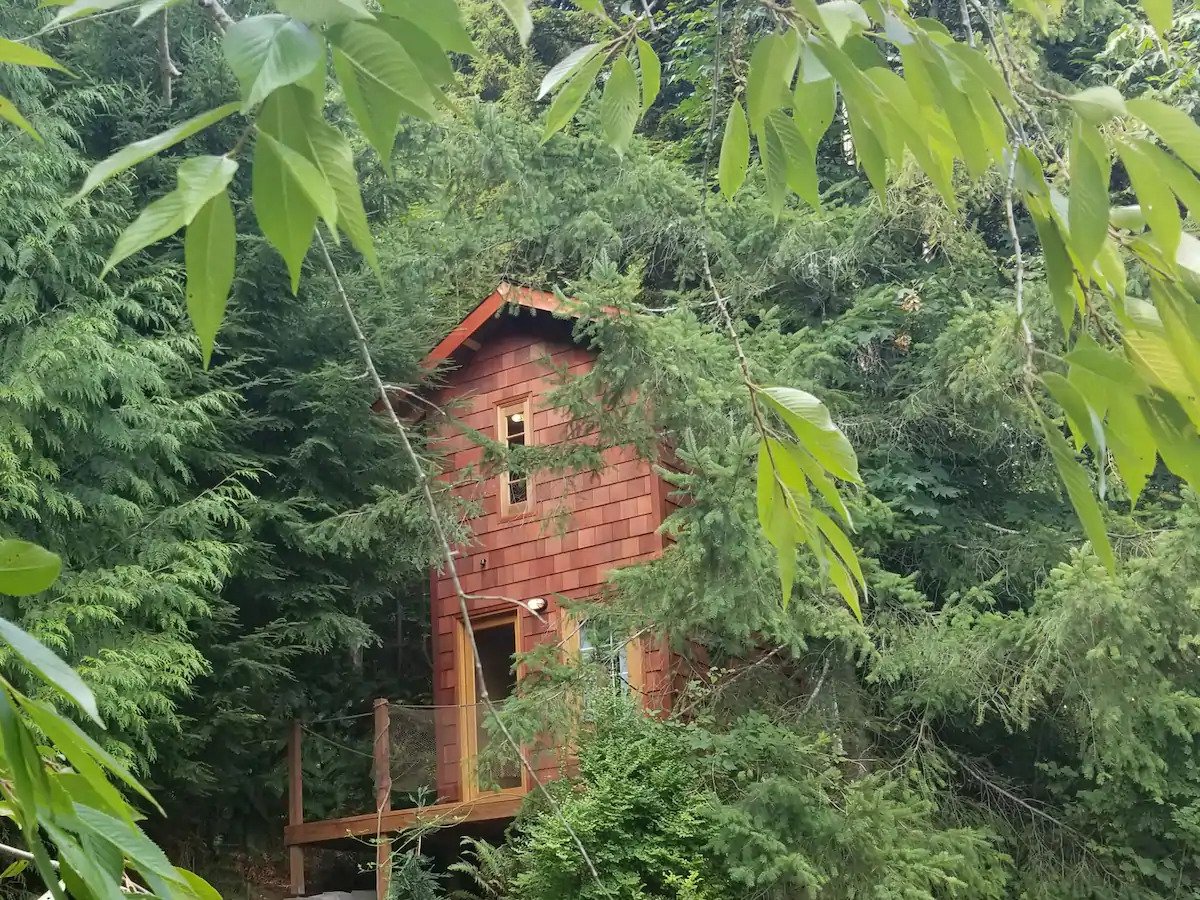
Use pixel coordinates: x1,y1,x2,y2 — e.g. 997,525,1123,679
2,0,1200,897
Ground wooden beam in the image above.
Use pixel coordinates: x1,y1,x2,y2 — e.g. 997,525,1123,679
283,794,524,846
288,720,305,896
373,700,392,900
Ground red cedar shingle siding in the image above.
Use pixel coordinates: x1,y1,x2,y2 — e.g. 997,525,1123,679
426,317,673,803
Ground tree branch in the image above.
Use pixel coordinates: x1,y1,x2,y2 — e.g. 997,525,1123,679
197,0,234,32
157,11,181,107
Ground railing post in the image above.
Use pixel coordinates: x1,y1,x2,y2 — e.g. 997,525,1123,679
373,699,393,900
288,719,305,897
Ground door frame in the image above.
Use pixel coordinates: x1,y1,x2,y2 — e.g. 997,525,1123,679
456,610,527,800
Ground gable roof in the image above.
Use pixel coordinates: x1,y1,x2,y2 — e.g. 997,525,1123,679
420,282,576,370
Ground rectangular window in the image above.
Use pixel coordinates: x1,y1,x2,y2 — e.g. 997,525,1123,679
457,613,524,798
563,615,644,700
497,398,533,516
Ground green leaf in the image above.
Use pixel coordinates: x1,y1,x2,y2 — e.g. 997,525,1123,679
540,52,605,143
19,698,160,812
763,113,791,220
259,88,378,274
813,508,865,592
253,131,318,293
224,14,322,110
185,190,236,370
0,38,69,72
792,72,835,157
51,0,137,24
103,155,237,276
0,618,101,724
636,38,660,111
1029,205,1082,339
718,100,750,200
826,555,863,623
19,700,130,821
257,132,338,231
132,0,178,27
374,17,455,92
175,868,222,900
1037,408,1115,573
1140,0,1172,37
331,21,437,163
760,386,861,482
1013,0,1049,33
817,0,870,46
1068,119,1111,270
378,0,476,54
1119,137,1181,262
1107,392,1157,505
786,443,853,526
757,441,799,605
539,43,601,101
1044,372,1104,478
1127,96,1200,173
0,540,61,596
767,110,818,208
71,103,240,203
496,0,532,44
74,805,182,887
746,31,800,137
0,861,27,879
276,0,373,26
0,93,39,140
1067,86,1127,124
1110,205,1146,231
600,54,639,158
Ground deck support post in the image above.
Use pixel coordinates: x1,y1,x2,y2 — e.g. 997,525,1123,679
373,699,393,900
288,719,305,897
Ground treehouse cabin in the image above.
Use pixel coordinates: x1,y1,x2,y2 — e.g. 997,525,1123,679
283,284,687,896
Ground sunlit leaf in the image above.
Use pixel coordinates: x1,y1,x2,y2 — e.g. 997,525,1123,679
1128,96,1200,173
378,0,476,54
224,14,322,110
1068,119,1111,270
599,54,639,157
538,43,601,100
718,100,750,201
331,21,436,163
746,31,800,137
817,0,870,46
1140,0,1172,37
496,0,532,44
767,110,818,208
259,87,378,274
1037,409,1115,573
0,618,101,723
185,190,236,369
252,131,318,292
636,38,660,111
1119,137,1181,261
0,540,61,597
1067,86,1127,124
0,38,70,72
540,52,604,143
71,103,240,203
0,93,39,140
760,386,861,482
103,156,237,276
276,0,372,26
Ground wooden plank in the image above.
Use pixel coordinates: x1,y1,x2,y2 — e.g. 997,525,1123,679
372,699,392,900
287,720,305,896
284,794,524,846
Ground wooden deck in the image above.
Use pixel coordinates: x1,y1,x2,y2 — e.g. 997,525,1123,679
283,792,523,846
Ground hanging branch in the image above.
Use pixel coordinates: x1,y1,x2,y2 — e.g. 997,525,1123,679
157,11,181,107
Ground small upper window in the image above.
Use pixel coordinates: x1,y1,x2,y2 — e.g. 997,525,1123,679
498,399,532,515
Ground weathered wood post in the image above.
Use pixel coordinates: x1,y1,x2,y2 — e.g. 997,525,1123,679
288,719,305,897
372,698,393,900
